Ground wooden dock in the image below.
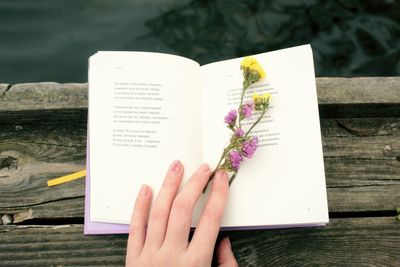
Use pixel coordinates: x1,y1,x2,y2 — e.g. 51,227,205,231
0,78,399,266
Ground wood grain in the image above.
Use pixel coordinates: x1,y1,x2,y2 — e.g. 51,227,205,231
0,79,399,266
231,217,400,266
0,78,399,110
0,82,88,111
0,224,127,266
0,117,399,221
0,79,399,218
0,217,399,266
316,77,400,104
0,78,399,120
0,123,86,221
316,77,400,118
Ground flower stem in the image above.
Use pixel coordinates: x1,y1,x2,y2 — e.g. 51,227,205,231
238,86,247,128
229,172,237,186
244,108,267,138
214,149,227,173
202,145,231,193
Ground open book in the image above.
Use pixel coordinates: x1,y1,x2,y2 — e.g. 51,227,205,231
85,44,329,235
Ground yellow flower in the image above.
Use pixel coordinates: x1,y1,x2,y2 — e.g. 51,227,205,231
262,93,271,100
253,92,271,111
252,93,261,102
241,57,266,79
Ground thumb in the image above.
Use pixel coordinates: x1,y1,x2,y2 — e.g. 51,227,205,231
217,237,238,267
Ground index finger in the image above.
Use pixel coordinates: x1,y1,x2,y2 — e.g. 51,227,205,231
188,170,229,257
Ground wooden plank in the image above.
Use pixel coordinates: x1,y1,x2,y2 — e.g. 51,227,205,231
316,77,400,104
0,117,399,221
0,78,399,119
321,117,400,137
0,78,398,110
0,123,86,221
4,198,84,223
0,217,399,266
231,217,400,266
321,118,400,181
316,77,400,117
0,82,87,111
0,108,87,125
322,117,400,212
0,224,127,266
0,83,10,97
0,82,87,125
0,79,399,220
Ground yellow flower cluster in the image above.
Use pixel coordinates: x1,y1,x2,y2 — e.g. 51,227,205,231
240,57,266,79
253,93,271,102
252,93,271,110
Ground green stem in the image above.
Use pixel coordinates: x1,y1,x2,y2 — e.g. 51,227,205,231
202,145,232,193
229,172,237,186
238,86,247,128
205,73,263,191
214,149,227,172
244,108,267,138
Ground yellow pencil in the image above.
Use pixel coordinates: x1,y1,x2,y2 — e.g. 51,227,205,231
47,170,87,186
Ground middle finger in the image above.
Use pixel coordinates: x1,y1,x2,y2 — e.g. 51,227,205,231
145,160,183,249
163,163,211,248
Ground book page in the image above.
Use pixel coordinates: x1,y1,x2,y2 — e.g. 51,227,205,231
198,45,329,227
89,52,202,224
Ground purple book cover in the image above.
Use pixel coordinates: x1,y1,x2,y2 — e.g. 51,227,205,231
84,140,129,235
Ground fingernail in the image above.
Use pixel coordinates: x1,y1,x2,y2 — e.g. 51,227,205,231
214,170,228,184
139,184,148,197
198,163,210,173
169,160,182,174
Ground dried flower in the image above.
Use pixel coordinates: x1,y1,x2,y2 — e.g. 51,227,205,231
253,93,271,111
240,101,254,119
242,136,259,158
235,128,245,137
224,110,237,126
229,150,243,171
240,57,266,79
203,56,270,190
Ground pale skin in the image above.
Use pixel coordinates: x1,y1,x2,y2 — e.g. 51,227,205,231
125,160,238,267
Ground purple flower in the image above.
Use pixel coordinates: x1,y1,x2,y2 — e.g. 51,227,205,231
224,110,237,126
235,128,245,137
229,150,243,171
242,136,259,158
241,101,254,119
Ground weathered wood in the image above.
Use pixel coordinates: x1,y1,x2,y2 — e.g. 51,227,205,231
1,214,12,225
0,82,87,125
232,217,400,266
0,108,87,125
0,78,399,120
1,198,84,223
0,78,398,110
0,83,10,97
0,79,398,265
322,117,400,212
0,82,88,111
316,77,400,104
0,117,398,221
0,224,127,266
0,217,399,266
0,123,86,221
0,79,398,218
316,77,400,117
320,117,400,138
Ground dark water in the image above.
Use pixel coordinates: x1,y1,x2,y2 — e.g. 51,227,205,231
1,0,399,83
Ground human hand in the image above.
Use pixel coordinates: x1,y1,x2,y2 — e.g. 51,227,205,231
125,161,238,267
